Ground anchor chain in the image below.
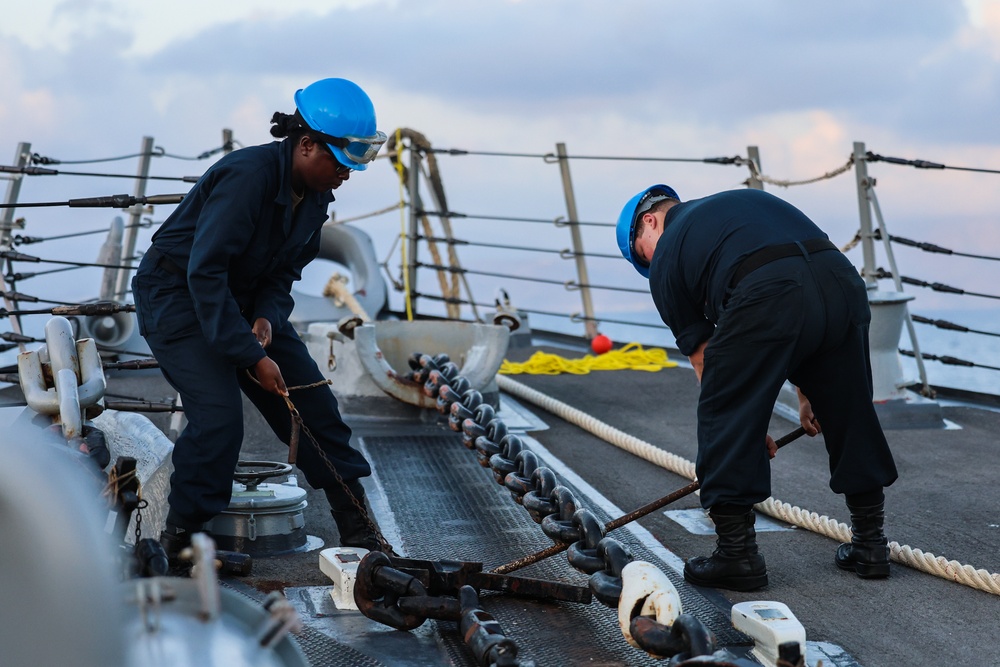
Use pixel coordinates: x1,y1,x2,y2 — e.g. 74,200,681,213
242,371,396,555
407,351,721,661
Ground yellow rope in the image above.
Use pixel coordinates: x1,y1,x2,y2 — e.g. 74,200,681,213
499,343,678,375
393,128,413,322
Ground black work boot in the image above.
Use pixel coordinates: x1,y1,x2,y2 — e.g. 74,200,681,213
835,501,890,578
684,507,768,591
325,481,382,552
159,511,204,570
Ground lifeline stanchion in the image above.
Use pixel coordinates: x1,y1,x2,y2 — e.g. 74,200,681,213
490,427,807,575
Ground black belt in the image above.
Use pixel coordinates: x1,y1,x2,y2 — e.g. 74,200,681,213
148,246,186,276
728,238,838,289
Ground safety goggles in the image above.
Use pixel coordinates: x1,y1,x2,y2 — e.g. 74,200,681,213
631,193,671,265
313,129,388,165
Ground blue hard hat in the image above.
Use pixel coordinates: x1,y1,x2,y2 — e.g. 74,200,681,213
294,78,387,171
615,184,679,278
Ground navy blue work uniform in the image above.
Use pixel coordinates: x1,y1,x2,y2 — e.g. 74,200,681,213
648,189,897,509
132,140,370,526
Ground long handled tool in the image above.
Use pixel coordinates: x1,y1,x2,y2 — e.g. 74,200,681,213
491,426,807,575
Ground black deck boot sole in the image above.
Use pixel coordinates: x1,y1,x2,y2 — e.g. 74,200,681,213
684,555,769,591
835,543,890,578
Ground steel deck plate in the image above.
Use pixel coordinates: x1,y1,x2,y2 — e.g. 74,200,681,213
363,433,750,666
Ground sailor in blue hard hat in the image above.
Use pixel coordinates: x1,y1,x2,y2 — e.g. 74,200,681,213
133,77,391,563
615,184,898,592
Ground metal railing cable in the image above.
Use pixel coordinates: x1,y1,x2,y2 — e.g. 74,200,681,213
900,349,1000,373
29,140,240,166
496,375,1000,596
411,292,670,331
424,147,747,166
414,234,623,260
911,314,1000,339
866,151,1000,175
414,261,650,294
0,164,197,183
883,232,1000,263
13,219,159,245
416,209,615,228
0,251,135,271
871,269,1000,302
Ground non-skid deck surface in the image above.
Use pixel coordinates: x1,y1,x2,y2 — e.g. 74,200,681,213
362,432,749,666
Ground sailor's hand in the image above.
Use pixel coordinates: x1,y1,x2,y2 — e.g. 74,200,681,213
797,388,821,436
689,340,708,384
766,434,778,459
254,356,288,397
252,318,273,349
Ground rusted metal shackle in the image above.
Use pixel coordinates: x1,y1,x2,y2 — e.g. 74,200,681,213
354,551,430,631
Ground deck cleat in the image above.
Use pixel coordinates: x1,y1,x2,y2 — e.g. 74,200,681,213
731,601,806,667
318,546,369,610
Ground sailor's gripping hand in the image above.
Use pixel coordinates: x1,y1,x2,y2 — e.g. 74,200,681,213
254,356,288,397
796,387,821,436
253,318,273,349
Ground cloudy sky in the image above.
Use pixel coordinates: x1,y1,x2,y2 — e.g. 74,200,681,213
3,0,1000,339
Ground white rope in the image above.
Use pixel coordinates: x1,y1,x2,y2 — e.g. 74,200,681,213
496,374,1000,597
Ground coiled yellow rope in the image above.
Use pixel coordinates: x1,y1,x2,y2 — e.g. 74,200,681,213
498,343,678,375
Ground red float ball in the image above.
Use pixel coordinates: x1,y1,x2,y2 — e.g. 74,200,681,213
591,334,613,355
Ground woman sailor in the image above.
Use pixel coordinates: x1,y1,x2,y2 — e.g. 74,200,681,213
132,77,388,558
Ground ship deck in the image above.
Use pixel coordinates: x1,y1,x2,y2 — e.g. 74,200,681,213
6,330,998,666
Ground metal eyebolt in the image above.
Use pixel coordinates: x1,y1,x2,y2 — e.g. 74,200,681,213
629,613,716,661
503,449,539,505
589,538,633,607
522,467,558,523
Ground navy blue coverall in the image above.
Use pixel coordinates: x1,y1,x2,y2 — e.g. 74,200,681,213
648,189,897,509
132,140,370,527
